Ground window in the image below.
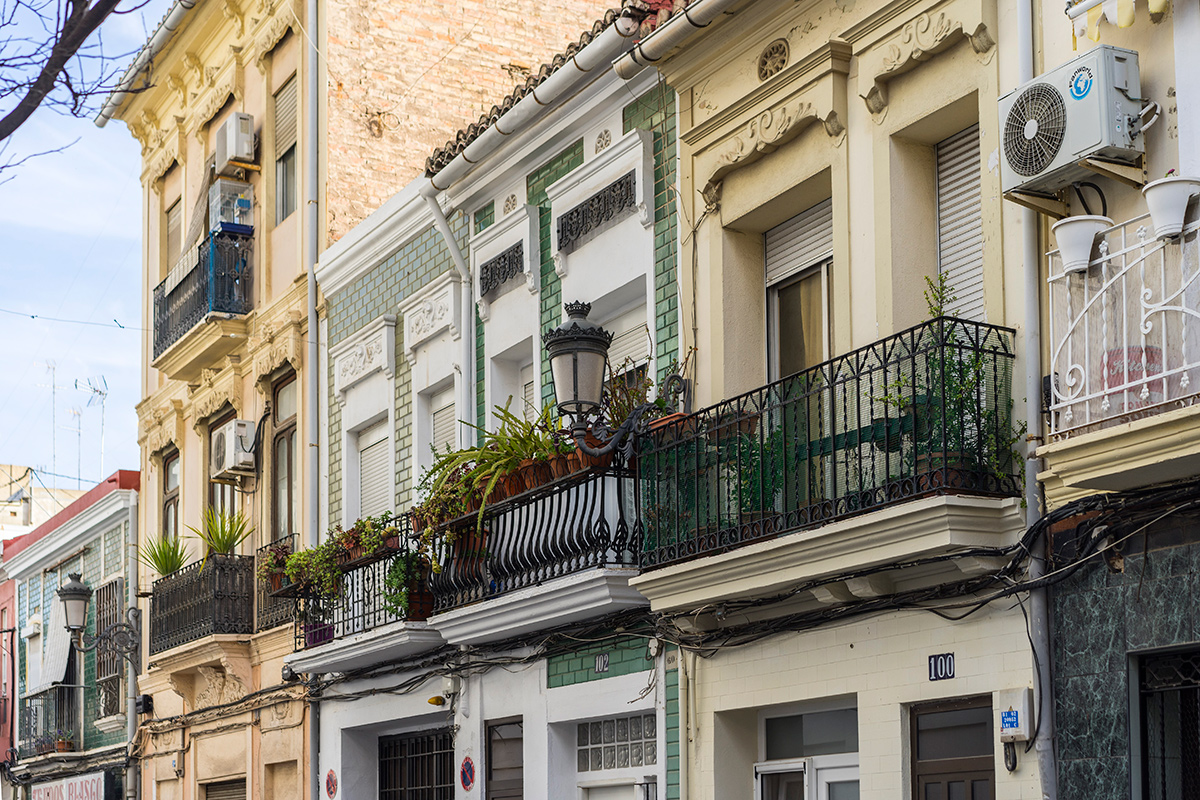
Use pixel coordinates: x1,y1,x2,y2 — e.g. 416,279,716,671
519,363,537,422
1140,649,1200,799
94,579,124,718
935,124,984,322
911,698,993,800
166,199,182,265
379,729,454,799
487,719,523,799
766,200,832,379
756,707,859,800
430,388,456,455
577,713,657,773
358,420,390,519
203,780,246,800
163,450,180,540
209,410,238,516
274,76,298,223
273,373,299,541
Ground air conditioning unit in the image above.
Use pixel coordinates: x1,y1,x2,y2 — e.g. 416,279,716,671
215,112,255,175
211,419,255,479
999,45,1144,196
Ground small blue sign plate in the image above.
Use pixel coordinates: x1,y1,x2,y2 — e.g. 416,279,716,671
1001,710,1020,732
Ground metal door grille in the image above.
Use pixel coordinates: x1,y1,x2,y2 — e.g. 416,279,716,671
1142,651,1200,799
380,729,454,800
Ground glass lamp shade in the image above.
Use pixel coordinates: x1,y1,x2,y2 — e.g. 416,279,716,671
542,301,614,418
58,572,93,632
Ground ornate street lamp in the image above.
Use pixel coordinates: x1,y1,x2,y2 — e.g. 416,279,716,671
57,573,141,662
543,301,684,460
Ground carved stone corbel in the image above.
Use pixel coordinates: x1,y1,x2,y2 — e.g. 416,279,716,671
253,311,303,393
188,357,244,429
140,398,185,455
223,0,246,37
705,100,843,187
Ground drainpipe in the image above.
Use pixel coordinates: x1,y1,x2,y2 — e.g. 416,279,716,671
420,185,475,445
611,0,742,81
94,0,197,127
126,491,139,800
1016,0,1056,795
304,0,320,550
308,688,320,800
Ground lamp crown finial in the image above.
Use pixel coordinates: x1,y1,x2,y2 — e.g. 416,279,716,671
563,301,592,319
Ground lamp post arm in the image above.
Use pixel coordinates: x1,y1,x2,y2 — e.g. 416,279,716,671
73,606,141,666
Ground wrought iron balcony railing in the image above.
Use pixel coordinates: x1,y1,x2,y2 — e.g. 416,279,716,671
152,230,253,359
19,685,79,757
257,534,296,632
149,554,255,655
638,316,1020,570
427,467,638,614
294,519,426,651
1047,212,1200,438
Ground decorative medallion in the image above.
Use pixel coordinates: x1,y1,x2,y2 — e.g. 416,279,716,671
503,194,519,214
595,129,612,154
758,39,790,81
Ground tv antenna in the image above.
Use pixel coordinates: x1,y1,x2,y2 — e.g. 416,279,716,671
62,408,82,489
76,376,109,477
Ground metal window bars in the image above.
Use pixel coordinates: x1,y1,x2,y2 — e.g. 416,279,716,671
19,685,79,756
637,316,1019,570
256,534,297,632
1047,212,1200,438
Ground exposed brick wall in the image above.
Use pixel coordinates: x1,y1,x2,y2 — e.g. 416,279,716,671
324,0,615,244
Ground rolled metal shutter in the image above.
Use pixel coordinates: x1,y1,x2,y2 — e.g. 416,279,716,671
608,324,651,372
431,402,456,454
358,421,390,518
765,199,833,286
274,76,298,154
936,124,985,321
204,781,246,800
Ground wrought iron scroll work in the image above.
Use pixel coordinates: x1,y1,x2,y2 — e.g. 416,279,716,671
569,372,687,461
557,171,637,254
74,606,141,665
479,242,524,297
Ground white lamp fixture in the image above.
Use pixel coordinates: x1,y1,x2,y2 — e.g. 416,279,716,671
543,301,613,421
57,573,93,633
1051,215,1113,273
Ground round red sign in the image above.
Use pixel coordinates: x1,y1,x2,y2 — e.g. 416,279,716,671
460,756,475,791
325,769,337,798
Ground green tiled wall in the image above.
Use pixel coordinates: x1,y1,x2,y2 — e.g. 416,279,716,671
528,140,586,408
16,522,129,754
623,85,681,382
666,649,680,800
325,215,468,523
546,636,652,688
475,308,486,431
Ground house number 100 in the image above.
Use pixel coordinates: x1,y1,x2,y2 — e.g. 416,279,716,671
928,653,955,681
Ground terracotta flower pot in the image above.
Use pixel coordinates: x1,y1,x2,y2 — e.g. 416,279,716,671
565,449,584,474
519,458,552,491
549,452,571,480
405,585,435,621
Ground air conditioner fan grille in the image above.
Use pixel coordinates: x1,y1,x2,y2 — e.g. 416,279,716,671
1004,83,1067,178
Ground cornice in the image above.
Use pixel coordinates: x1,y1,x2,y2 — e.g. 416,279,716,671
316,182,431,297
3,490,137,580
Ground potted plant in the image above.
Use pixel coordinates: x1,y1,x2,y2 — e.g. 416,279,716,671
139,533,189,577
55,730,73,752
188,508,254,564
1143,170,1200,240
256,539,293,593
283,544,343,598
381,551,434,620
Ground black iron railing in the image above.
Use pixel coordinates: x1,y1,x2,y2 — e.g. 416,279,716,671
257,534,296,632
152,230,253,359
149,554,255,654
19,686,80,757
428,467,638,613
638,316,1020,569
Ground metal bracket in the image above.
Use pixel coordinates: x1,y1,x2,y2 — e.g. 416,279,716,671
1077,155,1146,189
1003,189,1070,220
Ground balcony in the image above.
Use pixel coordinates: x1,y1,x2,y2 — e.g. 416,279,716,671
151,230,253,381
631,317,1024,612
149,554,254,655
256,535,297,632
426,467,645,645
1041,211,1200,495
287,523,443,674
19,686,79,757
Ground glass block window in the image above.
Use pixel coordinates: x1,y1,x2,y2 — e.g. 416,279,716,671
576,713,657,773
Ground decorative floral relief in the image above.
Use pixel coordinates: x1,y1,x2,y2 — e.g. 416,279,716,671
710,102,843,182
595,129,612,154
338,339,384,385
409,297,450,339
503,194,519,214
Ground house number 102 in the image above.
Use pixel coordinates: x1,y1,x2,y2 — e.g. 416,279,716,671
928,653,955,681
595,653,610,673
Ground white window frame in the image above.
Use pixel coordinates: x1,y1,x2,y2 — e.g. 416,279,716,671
754,754,859,800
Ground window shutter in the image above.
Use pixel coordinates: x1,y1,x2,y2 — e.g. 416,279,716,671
274,76,298,155
608,325,651,373
166,200,182,263
431,403,456,454
765,199,833,286
204,781,246,800
358,421,390,518
936,124,985,322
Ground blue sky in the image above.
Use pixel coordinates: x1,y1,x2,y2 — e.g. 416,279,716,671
0,0,172,489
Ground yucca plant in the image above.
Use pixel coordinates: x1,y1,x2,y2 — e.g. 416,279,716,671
139,534,189,576
188,507,254,557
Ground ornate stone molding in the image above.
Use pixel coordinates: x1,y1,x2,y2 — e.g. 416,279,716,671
330,315,396,404
139,398,185,455
252,310,303,392
400,272,461,356
144,141,178,186
706,99,843,186
253,12,295,73
188,357,243,429
857,4,995,115
223,0,246,37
